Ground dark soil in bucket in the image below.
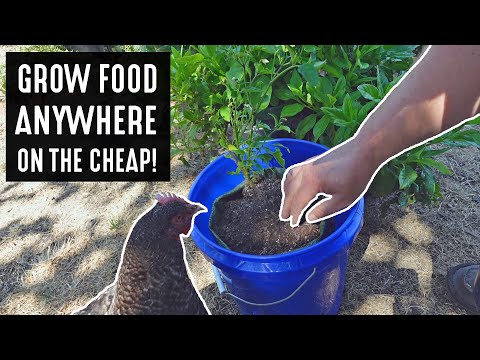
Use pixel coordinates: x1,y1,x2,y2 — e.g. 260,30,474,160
210,172,334,255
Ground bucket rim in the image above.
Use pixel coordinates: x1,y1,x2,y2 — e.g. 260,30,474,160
188,138,364,261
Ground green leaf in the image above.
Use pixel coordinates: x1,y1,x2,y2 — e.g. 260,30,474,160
275,143,291,152
170,148,182,158
443,140,480,148
323,63,342,78
313,116,329,141
303,45,317,52
289,70,303,90
333,127,352,145
249,76,272,111
399,165,418,189
447,129,480,147
422,148,451,158
257,121,271,131
358,61,369,70
255,60,274,75
257,153,273,164
452,129,480,139
272,147,285,168
340,46,352,70
398,192,408,207
404,146,425,162
257,45,278,54
276,125,291,133
199,45,217,58
260,85,273,111
317,77,333,95
350,90,362,101
179,156,190,167
313,60,327,70
353,76,377,85
228,144,238,151
333,118,354,129
357,84,381,102
376,66,388,88
306,93,313,105
333,76,346,98
333,57,349,70
370,166,397,197
275,87,297,101
281,103,305,118
358,101,376,120
384,45,419,60
173,53,204,65
467,115,480,125
385,76,403,93
299,63,320,87
295,114,316,139
355,47,361,58
412,182,420,194
321,107,347,123
446,129,480,147
417,158,453,175
219,106,231,122
421,166,436,195
288,84,303,96
269,112,279,125
360,45,382,55
326,94,336,106
434,180,442,197
226,61,244,85
342,94,356,121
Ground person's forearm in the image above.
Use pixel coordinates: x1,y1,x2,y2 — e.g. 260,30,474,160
353,45,480,169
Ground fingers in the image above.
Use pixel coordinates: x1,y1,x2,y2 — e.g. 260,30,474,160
280,168,320,227
306,195,345,223
280,165,322,227
289,188,321,227
279,167,296,220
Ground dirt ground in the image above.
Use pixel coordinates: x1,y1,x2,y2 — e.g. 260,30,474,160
1,47,478,315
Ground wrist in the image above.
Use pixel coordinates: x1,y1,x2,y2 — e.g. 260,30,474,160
348,132,384,174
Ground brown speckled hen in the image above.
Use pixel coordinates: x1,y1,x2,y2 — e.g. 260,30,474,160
73,192,208,315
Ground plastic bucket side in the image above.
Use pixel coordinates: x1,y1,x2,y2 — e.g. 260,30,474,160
189,139,364,314
205,198,363,314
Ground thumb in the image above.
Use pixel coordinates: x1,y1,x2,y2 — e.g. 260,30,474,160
306,194,346,223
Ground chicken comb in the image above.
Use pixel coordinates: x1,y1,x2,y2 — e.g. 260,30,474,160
155,192,185,205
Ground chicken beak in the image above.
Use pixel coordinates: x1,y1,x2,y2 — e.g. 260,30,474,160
189,203,208,216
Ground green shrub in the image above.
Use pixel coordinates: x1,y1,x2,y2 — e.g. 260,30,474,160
169,45,480,204
271,45,480,205
276,45,418,147
3,44,478,205
378,115,480,206
172,45,294,184
170,45,222,164
21,45,68,52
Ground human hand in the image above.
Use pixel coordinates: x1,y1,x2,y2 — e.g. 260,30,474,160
281,46,480,228
279,138,377,227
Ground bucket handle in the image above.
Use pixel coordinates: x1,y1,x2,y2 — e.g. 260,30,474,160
212,266,317,307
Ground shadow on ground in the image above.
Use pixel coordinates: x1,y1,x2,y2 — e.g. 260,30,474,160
341,192,475,315
0,140,477,315
188,183,478,315
0,181,156,314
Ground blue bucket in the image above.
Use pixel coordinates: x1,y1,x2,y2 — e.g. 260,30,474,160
188,139,364,315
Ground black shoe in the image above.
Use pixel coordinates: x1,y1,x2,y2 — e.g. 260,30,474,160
447,263,480,314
